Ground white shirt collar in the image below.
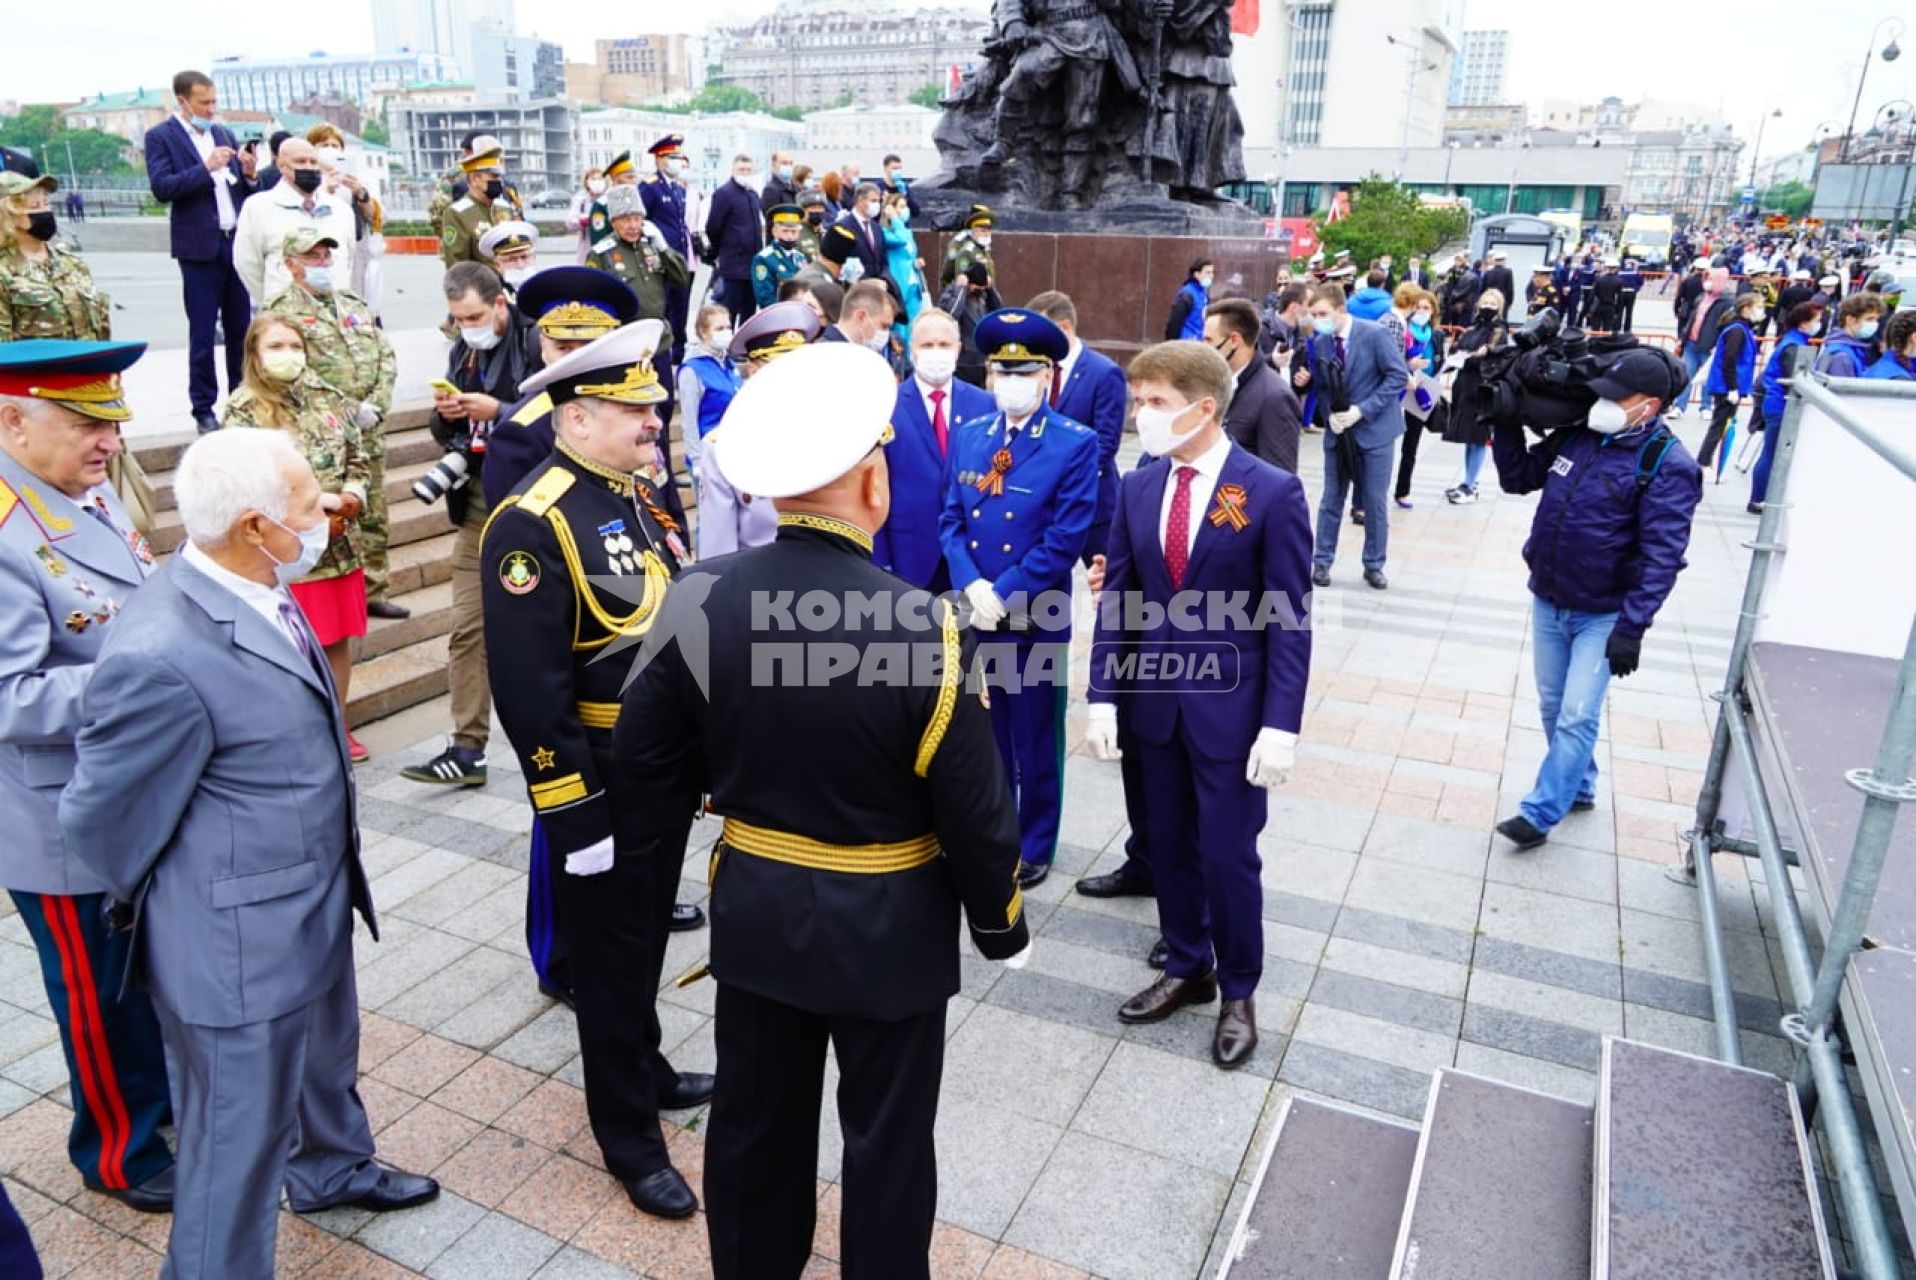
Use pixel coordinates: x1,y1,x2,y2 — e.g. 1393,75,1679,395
1167,429,1232,479
182,540,290,624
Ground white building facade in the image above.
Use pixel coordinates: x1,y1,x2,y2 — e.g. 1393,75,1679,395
211,51,458,115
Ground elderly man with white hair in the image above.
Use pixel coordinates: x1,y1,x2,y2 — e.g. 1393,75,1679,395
61,427,438,1279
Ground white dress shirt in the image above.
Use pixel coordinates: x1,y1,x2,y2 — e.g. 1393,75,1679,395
182,541,307,654
1156,430,1232,560
178,115,238,232
1055,339,1083,401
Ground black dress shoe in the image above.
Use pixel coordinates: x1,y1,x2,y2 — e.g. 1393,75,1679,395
302,1164,438,1213
1016,861,1049,889
1146,937,1169,970
1364,568,1389,589
538,980,575,1009
1118,972,1217,1024
1351,509,1366,526
625,1166,697,1219
1571,796,1597,812
1496,814,1549,850
1311,566,1332,588
1214,997,1258,1069
668,902,706,932
658,1071,715,1111
85,1163,174,1214
367,600,412,620
1074,869,1153,899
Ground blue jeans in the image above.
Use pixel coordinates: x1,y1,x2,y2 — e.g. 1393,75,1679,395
1523,597,1618,830
1750,403,1781,505
1673,342,1708,412
1463,442,1487,489
1315,439,1393,571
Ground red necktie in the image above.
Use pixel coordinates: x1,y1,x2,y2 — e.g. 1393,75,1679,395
929,388,948,455
1165,466,1196,589
1049,366,1063,408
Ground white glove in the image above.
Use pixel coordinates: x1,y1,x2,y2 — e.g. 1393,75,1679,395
564,835,615,877
1002,941,1033,970
641,221,669,251
355,402,380,431
1085,703,1122,761
1726,391,1740,406
965,578,1007,629
1328,407,1362,434
1246,727,1298,789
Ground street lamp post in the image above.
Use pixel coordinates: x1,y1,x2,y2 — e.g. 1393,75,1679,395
1749,107,1781,188
1839,18,1904,162
1385,33,1438,183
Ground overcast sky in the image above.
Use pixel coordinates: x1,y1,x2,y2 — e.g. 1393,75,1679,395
14,0,1913,170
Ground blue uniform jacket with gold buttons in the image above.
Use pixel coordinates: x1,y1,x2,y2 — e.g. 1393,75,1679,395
639,175,690,256
938,403,1099,636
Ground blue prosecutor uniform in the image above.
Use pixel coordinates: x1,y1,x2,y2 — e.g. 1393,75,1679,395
939,311,1099,878
874,374,993,589
641,136,693,366
1052,342,1127,563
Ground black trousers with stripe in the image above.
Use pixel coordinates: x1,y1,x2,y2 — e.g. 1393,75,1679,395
8,890,172,1189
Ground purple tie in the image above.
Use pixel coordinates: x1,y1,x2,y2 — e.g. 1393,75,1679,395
277,597,328,685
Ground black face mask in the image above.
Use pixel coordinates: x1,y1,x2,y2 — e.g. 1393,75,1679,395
805,211,823,225
484,177,505,202
25,211,56,241
291,168,322,194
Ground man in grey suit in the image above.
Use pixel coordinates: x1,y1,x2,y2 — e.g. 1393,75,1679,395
60,429,437,1279
1298,283,1408,589
0,340,176,1212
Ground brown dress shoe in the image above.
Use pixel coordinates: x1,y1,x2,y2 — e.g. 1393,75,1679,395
1214,997,1258,1068
1118,972,1218,1024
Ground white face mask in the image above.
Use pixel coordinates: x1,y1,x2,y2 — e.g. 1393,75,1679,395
863,200,881,219
1197,274,1215,289
974,233,992,249
1586,398,1638,435
1135,399,1205,456
315,146,344,170
501,267,533,289
733,172,754,188
994,373,1043,418
262,516,329,587
261,350,306,383
707,328,733,352
461,322,502,351
302,265,334,294
862,325,891,354
914,347,958,385
586,179,607,196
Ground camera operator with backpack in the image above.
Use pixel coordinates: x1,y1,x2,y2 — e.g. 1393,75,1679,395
1487,349,1703,851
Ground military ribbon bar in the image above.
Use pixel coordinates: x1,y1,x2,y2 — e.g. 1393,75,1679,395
1208,483,1250,531
974,447,1014,496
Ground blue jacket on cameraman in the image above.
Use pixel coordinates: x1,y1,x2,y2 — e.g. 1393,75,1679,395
1491,351,1703,642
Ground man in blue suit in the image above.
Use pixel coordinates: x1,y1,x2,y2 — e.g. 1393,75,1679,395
1086,340,1313,1069
874,309,992,590
144,71,257,431
1297,284,1406,589
940,310,1100,888
1029,291,1126,564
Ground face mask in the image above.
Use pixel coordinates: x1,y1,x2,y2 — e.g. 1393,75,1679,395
1586,398,1647,435
669,158,689,176
302,265,334,293
502,267,532,289
775,164,793,182
484,177,505,201
315,146,344,169
262,516,329,587
805,211,823,225
1411,310,1433,327
1197,274,1214,289
863,201,881,219
733,173,753,188
586,179,607,196
707,328,733,352
461,323,502,351
25,211,56,241
1858,320,1880,341
974,234,992,249
993,374,1042,418
291,168,322,194
914,348,957,384
186,111,213,131
261,350,306,382
862,325,891,354
1136,400,1205,456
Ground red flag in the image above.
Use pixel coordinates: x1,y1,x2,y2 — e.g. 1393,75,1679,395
1230,0,1260,35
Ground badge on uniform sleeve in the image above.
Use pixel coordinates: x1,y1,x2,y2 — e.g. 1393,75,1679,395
500,550,541,594
1550,455,1574,478
530,746,556,771
1208,484,1250,532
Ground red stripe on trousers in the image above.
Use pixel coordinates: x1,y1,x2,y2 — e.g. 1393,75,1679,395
47,896,130,1189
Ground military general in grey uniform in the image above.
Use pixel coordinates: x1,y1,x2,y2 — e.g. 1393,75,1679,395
0,339,176,1213
60,428,440,1278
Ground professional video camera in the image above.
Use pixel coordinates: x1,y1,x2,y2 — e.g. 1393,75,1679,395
1471,308,1686,434
413,428,482,504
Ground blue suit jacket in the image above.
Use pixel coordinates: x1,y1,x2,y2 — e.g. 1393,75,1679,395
939,403,1100,635
144,116,254,262
1089,444,1313,760
1310,318,1407,452
1053,345,1127,532
875,377,993,587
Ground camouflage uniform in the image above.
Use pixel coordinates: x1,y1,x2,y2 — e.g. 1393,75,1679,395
0,241,111,340
585,237,690,346
265,285,398,601
426,165,465,241
220,373,370,582
940,229,994,287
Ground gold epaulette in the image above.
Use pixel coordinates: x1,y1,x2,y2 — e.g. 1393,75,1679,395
914,598,962,777
518,466,575,517
0,478,16,528
510,392,553,426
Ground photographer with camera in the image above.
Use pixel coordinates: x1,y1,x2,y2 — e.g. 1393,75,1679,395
400,262,542,788
1487,349,1702,851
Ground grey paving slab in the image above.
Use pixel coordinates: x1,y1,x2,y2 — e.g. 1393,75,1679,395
1291,1002,1457,1077
1621,966,1785,1038
1120,1008,1286,1079
424,1211,563,1280
1452,1042,1598,1105
491,1005,582,1075
943,1003,1116,1127
0,1011,58,1066
1461,1003,1603,1072
1360,812,1492,879
434,977,557,1051
1619,906,1779,1000
1319,935,1470,999
1342,857,1485,932
984,968,1125,1041
1257,840,1357,906
0,1042,68,1095
1276,1040,1433,1121
382,945,526,1032
1259,888,1342,933
1041,903,1161,960
532,1246,642,1280
1478,880,1622,964
1306,967,1463,1037
0,1078,37,1120
1466,969,1624,1036
1024,936,1154,998
1331,903,1475,966
1074,1042,1271,1179
390,860,521,928
931,1087,1066,1238
1472,935,1623,1000
353,1189,488,1271
1264,793,1376,853
1005,1130,1232,1280
1485,841,1618,906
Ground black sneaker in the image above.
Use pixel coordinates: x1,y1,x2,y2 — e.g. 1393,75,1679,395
400,747,487,786
1311,566,1332,588
1571,796,1597,812
1496,815,1549,850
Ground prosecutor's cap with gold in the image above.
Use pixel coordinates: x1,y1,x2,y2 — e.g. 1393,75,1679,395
517,319,666,407
727,300,821,363
0,339,148,423
977,307,1066,373
479,220,539,259
516,267,639,341
710,345,896,499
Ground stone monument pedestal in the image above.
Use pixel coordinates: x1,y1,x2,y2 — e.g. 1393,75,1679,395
915,227,1291,365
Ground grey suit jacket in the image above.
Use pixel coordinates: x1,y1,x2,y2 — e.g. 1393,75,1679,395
59,556,376,1028
0,450,153,895
1313,318,1408,452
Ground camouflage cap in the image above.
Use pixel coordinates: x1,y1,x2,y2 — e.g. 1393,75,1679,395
281,227,339,256
0,171,57,199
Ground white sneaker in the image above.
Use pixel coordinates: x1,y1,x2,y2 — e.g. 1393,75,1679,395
1446,485,1479,505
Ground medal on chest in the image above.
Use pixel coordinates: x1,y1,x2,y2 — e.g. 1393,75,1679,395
598,518,640,574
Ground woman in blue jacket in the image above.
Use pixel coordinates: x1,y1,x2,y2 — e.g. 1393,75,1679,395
1748,301,1823,511
878,191,925,329
1164,258,1212,340
1698,291,1762,481
676,301,742,493
1864,309,1914,381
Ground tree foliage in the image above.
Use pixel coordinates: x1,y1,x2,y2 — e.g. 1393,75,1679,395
908,83,945,109
361,115,390,146
0,105,135,176
1761,181,1814,219
1315,174,1468,268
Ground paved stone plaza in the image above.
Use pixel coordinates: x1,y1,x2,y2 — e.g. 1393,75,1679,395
0,421,1807,1279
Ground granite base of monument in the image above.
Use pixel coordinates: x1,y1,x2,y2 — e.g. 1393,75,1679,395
913,178,1268,238
915,228,1289,363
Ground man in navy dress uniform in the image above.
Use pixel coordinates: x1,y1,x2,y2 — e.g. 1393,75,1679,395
939,309,1100,888
1086,340,1313,1069
639,134,694,369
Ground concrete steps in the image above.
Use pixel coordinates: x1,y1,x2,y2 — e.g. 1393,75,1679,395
1221,1037,1835,1280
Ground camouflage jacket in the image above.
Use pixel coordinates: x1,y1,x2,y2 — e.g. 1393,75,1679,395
0,241,111,341
221,372,370,581
586,237,691,338
940,230,994,286
263,286,396,416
